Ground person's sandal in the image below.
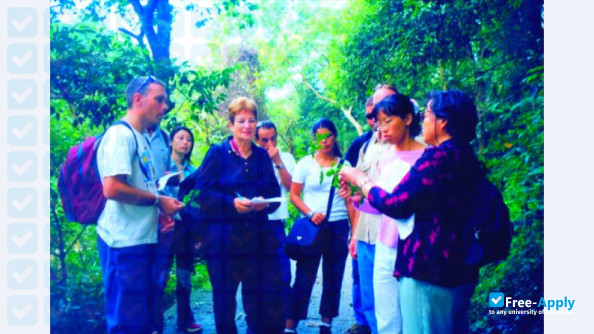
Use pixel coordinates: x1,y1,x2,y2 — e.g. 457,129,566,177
185,323,202,333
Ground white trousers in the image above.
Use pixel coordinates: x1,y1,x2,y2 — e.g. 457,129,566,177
373,240,403,334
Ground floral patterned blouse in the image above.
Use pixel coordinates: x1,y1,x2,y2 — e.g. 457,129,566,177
367,139,485,287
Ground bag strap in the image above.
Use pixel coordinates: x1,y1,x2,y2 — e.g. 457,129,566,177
111,120,150,180
322,158,344,225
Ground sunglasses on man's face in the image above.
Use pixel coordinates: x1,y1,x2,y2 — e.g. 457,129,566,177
137,75,155,93
373,83,397,92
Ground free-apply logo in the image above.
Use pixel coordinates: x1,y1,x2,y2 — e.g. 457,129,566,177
489,292,505,307
489,291,576,314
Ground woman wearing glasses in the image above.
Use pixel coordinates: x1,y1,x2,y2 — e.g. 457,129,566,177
344,94,425,333
192,97,288,334
340,90,484,334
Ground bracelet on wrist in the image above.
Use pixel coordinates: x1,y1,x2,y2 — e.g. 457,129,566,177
358,177,373,189
275,163,285,170
153,194,159,206
306,211,314,220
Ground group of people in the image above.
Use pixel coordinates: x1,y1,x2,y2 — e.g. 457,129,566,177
95,75,487,334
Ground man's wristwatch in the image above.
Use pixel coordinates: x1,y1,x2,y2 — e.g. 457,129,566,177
306,211,314,220
275,163,285,170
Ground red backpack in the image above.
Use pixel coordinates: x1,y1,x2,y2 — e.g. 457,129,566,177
57,121,148,224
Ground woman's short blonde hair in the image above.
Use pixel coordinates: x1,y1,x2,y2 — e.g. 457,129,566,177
228,97,258,123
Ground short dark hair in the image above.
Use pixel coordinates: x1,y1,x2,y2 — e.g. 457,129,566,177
373,93,421,137
169,126,194,164
255,120,277,140
125,76,166,108
312,118,342,157
427,90,478,143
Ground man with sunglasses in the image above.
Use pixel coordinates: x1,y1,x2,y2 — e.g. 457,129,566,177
96,75,184,334
344,96,375,334
139,76,172,179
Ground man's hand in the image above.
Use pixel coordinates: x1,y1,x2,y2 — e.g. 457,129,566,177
348,237,358,260
267,146,282,165
234,197,253,214
157,195,184,216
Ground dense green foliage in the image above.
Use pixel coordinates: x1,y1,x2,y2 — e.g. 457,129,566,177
50,0,543,333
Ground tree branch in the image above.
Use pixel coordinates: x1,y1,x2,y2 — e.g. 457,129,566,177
300,75,363,135
118,27,143,44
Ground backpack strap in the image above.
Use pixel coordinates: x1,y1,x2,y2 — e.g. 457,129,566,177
111,120,150,180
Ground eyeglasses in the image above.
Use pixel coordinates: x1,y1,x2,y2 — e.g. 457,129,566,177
136,75,155,94
373,83,398,92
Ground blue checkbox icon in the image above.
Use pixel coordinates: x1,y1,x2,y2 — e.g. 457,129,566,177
45,295,50,326
44,224,50,254
44,115,50,146
8,79,37,110
44,43,50,73
7,295,38,326
44,152,50,182
7,224,37,254
489,292,505,307
7,7,38,38
7,259,38,290
44,79,50,110
7,152,38,182
7,116,38,146
7,44,37,74
7,188,38,218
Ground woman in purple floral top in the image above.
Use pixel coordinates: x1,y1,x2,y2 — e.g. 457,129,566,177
340,90,485,334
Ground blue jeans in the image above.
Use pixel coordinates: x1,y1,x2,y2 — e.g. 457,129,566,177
98,236,154,334
399,277,475,334
357,241,377,334
351,257,368,325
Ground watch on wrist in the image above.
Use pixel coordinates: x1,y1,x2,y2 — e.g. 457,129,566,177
306,211,314,220
275,163,285,170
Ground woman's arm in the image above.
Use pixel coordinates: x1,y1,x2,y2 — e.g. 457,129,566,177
290,182,325,225
340,147,443,220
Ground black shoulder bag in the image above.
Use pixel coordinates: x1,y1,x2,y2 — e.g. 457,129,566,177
284,168,339,260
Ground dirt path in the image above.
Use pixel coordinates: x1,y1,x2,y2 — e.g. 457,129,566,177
164,258,356,334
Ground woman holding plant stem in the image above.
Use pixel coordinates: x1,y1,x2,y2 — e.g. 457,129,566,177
339,90,484,334
192,97,286,334
152,126,202,333
346,94,425,334
285,118,355,334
